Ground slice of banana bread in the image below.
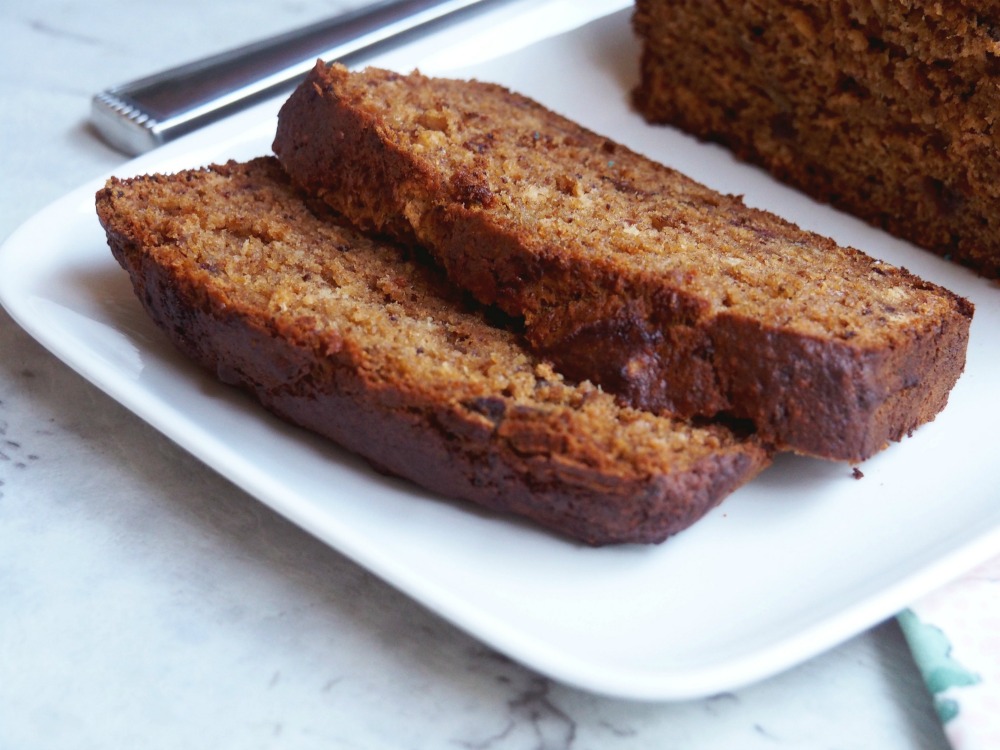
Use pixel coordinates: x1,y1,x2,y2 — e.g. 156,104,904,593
272,63,973,462
633,0,1000,278
95,157,770,546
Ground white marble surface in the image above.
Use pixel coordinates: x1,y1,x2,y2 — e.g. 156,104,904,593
0,1,952,747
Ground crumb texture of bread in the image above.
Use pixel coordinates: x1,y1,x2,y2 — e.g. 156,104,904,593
272,63,973,461
95,157,770,546
633,0,1000,278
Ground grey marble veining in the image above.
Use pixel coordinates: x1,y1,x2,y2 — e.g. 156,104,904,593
0,1,951,748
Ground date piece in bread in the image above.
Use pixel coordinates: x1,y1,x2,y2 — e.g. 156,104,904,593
95,157,770,546
633,0,1000,279
273,63,974,463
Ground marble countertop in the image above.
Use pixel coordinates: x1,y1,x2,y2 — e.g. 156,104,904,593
0,1,952,747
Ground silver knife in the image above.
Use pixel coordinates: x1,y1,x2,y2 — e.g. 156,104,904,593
91,0,501,156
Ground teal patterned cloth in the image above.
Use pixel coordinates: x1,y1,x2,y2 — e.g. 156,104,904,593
898,556,1000,749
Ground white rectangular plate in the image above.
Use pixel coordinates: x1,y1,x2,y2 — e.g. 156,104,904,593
3,6,999,701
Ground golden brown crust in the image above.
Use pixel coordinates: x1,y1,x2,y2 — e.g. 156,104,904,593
95,157,769,546
633,0,1000,278
273,63,973,461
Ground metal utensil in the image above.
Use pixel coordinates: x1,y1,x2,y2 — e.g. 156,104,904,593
91,0,500,155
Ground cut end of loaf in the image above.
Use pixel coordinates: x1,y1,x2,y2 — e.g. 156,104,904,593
632,0,1000,278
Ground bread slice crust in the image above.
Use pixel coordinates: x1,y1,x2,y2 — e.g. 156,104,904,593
273,63,973,461
95,157,770,546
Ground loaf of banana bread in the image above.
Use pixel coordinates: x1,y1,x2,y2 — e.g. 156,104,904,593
95,157,770,546
633,0,1000,278
273,63,973,462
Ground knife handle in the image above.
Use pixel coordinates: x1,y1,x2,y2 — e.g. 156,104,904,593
91,0,494,155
